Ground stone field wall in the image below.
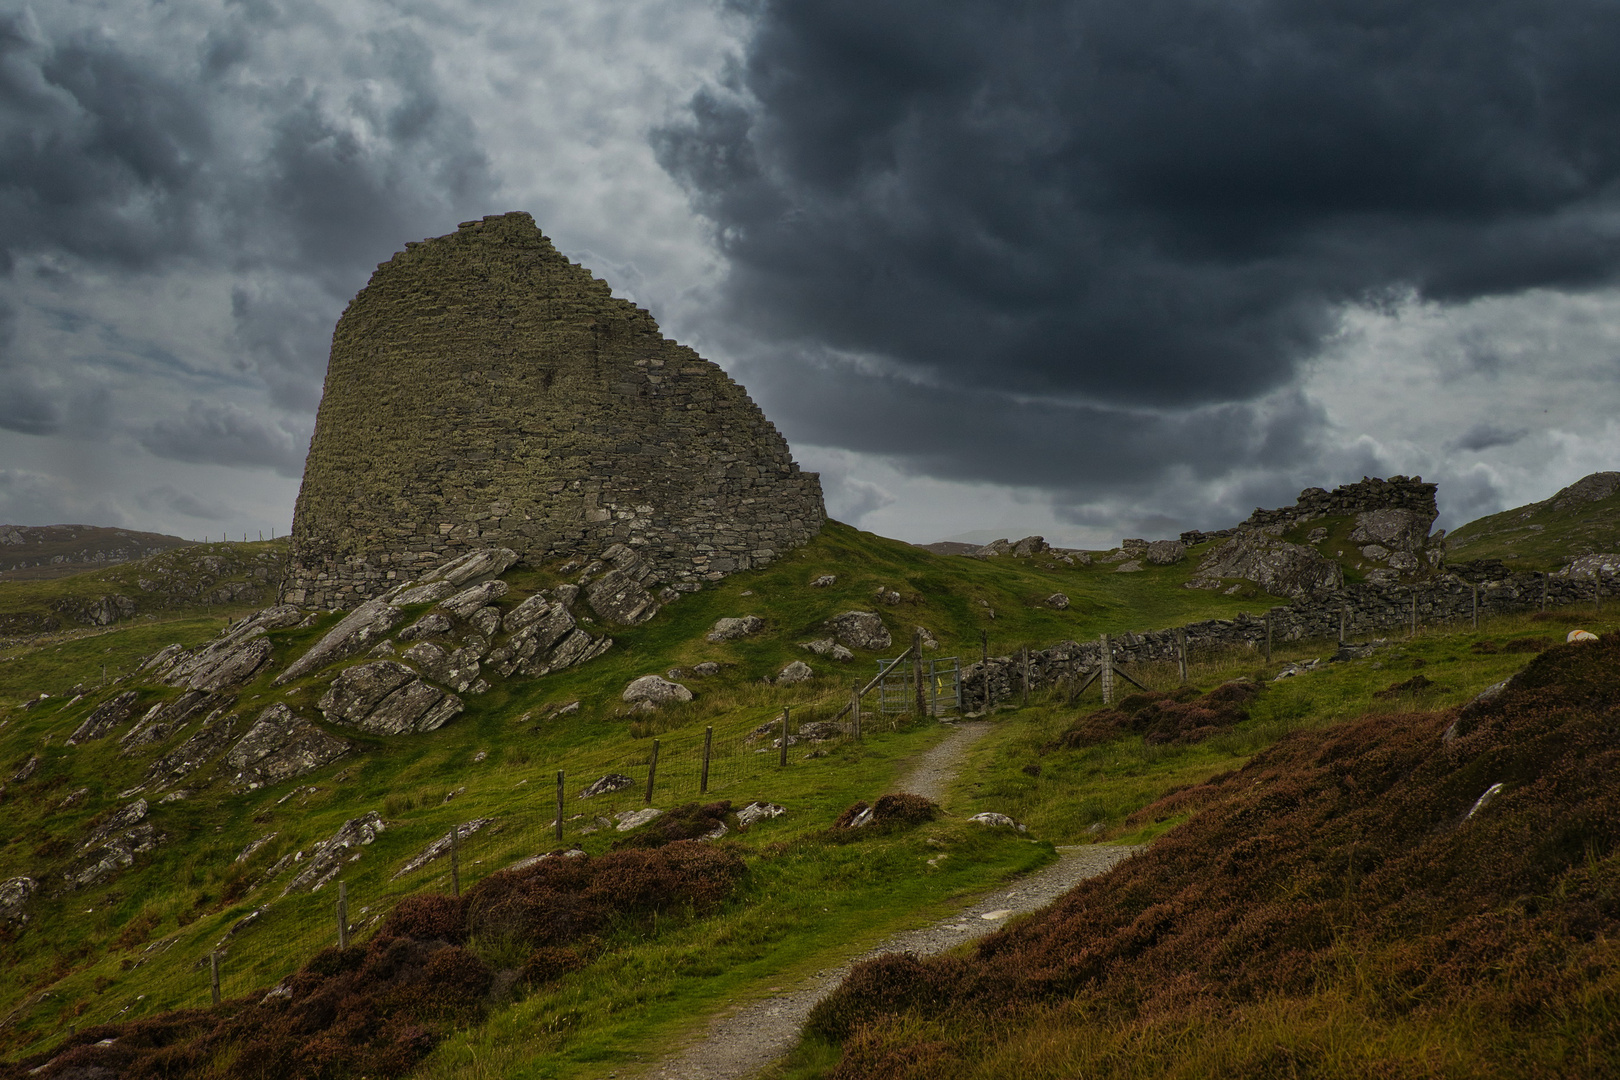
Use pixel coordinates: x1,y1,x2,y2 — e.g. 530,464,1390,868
964,568,1614,706
284,213,824,609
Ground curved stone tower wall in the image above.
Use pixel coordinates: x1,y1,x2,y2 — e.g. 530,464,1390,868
283,212,824,609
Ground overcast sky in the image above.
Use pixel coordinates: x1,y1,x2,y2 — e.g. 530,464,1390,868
4,0,1620,548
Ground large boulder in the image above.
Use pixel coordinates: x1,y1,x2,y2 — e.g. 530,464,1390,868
1190,530,1343,601
1145,539,1187,565
0,876,37,925
825,611,892,651
224,704,350,789
318,662,463,735
437,579,510,620
773,660,814,685
707,616,765,643
622,675,693,706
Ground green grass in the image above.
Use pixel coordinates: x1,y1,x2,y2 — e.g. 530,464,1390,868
0,520,1607,1074
1446,488,1620,570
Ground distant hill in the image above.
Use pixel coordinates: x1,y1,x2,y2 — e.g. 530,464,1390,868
0,525,194,582
1446,471,1620,571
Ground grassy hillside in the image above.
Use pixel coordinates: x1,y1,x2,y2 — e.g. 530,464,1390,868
0,526,195,582
0,519,1612,1078
796,629,1620,1079
1446,472,1620,570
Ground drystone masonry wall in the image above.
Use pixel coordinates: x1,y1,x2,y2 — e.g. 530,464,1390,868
963,569,1615,706
284,213,824,610
1181,475,1440,546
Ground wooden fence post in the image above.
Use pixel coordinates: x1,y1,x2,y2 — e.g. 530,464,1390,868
1177,628,1188,685
1264,611,1273,663
337,881,348,949
450,826,460,898
1541,572,1548,612
700,728,713,792
210,950,221,1005
913,631,927,717
1339,606,1347,646
1021,646,1030,707
555,770,565,841
850,683,862,740
1100,634,1114,706
1472,586,1479,630
981,630,990,713
645,740,660,805
1411,596,1418,639
779,709,790,767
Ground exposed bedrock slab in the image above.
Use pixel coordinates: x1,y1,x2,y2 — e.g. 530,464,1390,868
225,704,349,790
69,690,141,743
282,212,824,610
274,598,406,685
318,661,463,734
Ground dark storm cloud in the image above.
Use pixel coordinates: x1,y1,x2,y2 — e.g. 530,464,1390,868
135,400,308,476
0,18,212,268
137,485,228,521
657,0,1620,442
1451,422,1529,453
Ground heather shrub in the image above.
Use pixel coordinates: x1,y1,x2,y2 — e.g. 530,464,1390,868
611,800,732,849
519,946,588,987
1050,680,1263,749
828,793,939,840
378,891,465,944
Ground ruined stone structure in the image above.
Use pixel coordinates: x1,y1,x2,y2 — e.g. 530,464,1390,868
283,213,825,609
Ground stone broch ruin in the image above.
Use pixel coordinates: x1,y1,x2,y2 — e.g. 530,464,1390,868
283,212,825,609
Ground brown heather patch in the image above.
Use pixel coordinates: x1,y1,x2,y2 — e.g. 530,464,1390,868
808,634,1620,1078
4,843,746,1080
829,793,940,840
1048,680,1262,749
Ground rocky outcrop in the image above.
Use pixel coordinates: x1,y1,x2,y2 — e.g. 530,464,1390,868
69,691,140,743
317,663,463,735
707,616,765,643
390,819,494,879
583,543,664,625
140,711,241,790
1189,531,1344,601
274,599,406,685
224,704,349,789
401,642,485,694
0,876,38,926
801,638,855,661
825,611,892,651
119,691,235,753
772,661,813,685
67,800,161,889
579,773,635,798
163,605,305,692
282,812,385,895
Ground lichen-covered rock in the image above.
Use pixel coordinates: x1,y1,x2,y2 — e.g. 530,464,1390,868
163,605,304,692
318,662,462,734
274,598,407,685
282,812,385,895
801,638,854,661
707,616,765,643
622,674,693,706
1045,593,1070,610
0,876,37,925
773,660,813,684
615,808,664,831
67,799,160,889
402,641,483,694
1146,539,1187,565
1191,530,1344,601
397,611,454,642
579,773,634,798
120,691,235,753
141,711,241,790
502,592,555,634
387,579,459,606
225,704,349,789
69,690,140,743
737,802,785,827
418,547,520,589
584,544,661,625
825,611,892,651
525,629,612,677
437,579,510,620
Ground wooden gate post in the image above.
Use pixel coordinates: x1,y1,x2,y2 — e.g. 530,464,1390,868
913,631,927,717
779,709,790,767
1021,646,1031,707
450,826,460,897
209,951,221,1005
980,630,990,713
1177,628,1188,685
850,683,862,740
645,740,660,804
1100,634,1114,706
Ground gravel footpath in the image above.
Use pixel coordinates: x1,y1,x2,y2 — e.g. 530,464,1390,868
627,721,1142,1080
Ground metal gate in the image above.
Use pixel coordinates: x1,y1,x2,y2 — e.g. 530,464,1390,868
876,656,962,716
